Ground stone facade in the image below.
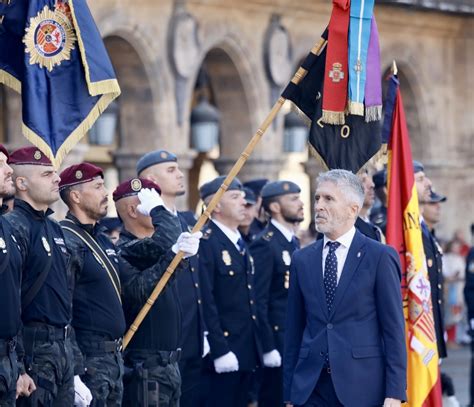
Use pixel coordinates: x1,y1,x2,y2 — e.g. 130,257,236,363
0,0,473,239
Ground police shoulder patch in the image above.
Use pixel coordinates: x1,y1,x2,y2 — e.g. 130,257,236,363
262,231,274,241
201,228,212,240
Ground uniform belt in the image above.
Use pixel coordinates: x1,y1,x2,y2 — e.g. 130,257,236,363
130,349,182,367
23,323,72,342
79,338,123,355
0,337,17,356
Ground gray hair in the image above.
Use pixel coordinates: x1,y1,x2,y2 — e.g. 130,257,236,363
316,169,364,209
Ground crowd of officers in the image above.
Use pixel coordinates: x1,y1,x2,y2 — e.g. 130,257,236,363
0,143,468,407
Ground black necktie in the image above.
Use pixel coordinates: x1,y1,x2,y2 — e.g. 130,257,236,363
237,238,246,255
323,241,340,311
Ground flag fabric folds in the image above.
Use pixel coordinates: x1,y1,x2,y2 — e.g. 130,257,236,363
0,0,120,168
385,73,442,407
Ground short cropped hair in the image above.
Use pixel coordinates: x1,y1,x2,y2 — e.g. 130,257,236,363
316,169,364,209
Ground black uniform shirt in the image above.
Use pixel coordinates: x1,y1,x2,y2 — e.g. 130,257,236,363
0,213,23,338
6,199,72,327
62,213,126,340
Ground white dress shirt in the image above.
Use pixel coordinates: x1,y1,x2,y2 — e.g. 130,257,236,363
322,226,356,284
212,219,243,251
270,219,294,243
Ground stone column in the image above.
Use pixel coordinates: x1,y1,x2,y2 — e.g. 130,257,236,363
113,150,144,181
213,156,284,183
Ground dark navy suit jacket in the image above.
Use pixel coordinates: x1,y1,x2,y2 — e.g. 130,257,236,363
283,230,407,406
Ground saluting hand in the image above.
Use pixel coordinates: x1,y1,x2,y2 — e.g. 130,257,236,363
137,188,164,216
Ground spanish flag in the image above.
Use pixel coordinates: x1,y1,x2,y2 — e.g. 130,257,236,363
384,71,442,406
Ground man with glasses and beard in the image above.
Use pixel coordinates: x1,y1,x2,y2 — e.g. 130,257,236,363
59,163,126,406
249,181,303,406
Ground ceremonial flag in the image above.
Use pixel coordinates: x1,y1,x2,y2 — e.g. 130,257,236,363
0,0,120,168
385,72,442,406
281,29,381,173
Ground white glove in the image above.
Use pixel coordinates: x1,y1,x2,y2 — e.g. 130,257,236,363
214,351,239,373
74,375,92,407
172,231,202,258
202,332,210,358
263,349,282,368
137,188,164,216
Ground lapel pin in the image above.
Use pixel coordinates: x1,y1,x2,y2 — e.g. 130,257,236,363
357,252,361,258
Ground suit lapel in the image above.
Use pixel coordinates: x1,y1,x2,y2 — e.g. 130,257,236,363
311,241,329,319
329,231,366,319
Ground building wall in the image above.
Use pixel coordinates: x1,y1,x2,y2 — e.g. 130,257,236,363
1,0,472,240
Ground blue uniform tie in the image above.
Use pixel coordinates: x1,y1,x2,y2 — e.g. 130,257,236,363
291,236,300,251
323,241,340,311
237,238,246,255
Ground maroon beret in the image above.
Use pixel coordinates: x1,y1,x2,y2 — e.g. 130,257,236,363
59,163,104,191
113,178,161,202
0,144,9,161
9,147,52,166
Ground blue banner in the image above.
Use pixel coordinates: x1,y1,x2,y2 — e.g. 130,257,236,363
0,0,120,167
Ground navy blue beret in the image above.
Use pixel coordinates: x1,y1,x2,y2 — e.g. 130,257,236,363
413,160,424,174
243,187,257,205
372,169,386,189
243,178,268,196
199,175,243,200
136,150,177,175
428,188,447,203
261,180,301,200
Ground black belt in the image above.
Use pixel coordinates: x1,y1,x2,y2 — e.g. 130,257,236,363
80,338,123,355
23,323,72,342
0,337,17,356
130,349,182,367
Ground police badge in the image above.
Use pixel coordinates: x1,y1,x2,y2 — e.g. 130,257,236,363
282,250,291,266
23,3,77,72
222,250,232,266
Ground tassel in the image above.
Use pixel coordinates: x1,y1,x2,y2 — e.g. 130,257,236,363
0,70,21,94
348,101,364,116
365,105,382,122
321,110,346,125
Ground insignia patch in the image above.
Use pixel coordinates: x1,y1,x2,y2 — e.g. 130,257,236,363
160,151,167,159
282,250,291,266
283,183,289,191
23,4,77,72
130,178,142,192
329,62,344,83
75,170,83,180
202,228,212,240
222,250,231,266
41,236,51,254
34,150,42,160
263,231,273,241
53,237,65,245
106,248,117,256
0,237,6,250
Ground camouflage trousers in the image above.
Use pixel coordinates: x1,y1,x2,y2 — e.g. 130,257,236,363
0,347,18,407
80,351,124,407
17,326,74,407
123,352,181,407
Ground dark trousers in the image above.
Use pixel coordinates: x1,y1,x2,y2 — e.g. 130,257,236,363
258,366,283,406
205,371,252,407
297,369,343,407
470,329,474,406
0,349,18,407
178,357,202,407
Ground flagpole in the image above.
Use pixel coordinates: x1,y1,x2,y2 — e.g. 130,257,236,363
122,35,328,350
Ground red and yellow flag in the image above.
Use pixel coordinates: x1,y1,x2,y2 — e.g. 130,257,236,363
384,74,441,406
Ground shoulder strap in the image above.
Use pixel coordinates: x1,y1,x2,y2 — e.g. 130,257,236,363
22,221,53,310
61,219,122,303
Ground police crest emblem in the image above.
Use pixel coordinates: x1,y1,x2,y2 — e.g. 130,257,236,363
23,2,77,72
131,179,142,192
222,250,232,266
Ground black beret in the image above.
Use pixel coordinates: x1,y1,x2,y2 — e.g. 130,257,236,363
136,150,177,175
199,175,242,200
243,187,257,205
372,169,386,189
243,179,268,197
261,180,301,200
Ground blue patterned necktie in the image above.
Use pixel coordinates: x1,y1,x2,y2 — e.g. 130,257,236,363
323,241,341,311
237,238,246,255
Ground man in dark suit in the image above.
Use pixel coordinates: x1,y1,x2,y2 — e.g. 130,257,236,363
198,176,262,407
283,169,406,407
250,180,303,406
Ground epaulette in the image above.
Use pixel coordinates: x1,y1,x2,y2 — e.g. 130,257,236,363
262,231,274,241
201,228,212,240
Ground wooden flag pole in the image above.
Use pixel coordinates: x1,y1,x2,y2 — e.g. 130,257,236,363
122,35,328,350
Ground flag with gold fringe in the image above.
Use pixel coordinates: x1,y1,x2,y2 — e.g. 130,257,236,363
0,0,120,168
385,71,442,407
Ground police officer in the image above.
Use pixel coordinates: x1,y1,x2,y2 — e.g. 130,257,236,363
198,175,262,407
369,169,387,234
137,150,207,407
239,187,259,245
415,161,447,359
6,147,91,406
357,169,384,242
464,238,474,406
243,179,269,237
0,145,35,406
114,178,201,407
58,163,126,406
250,180,303,406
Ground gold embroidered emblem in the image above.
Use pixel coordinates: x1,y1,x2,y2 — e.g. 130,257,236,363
75,170,83,180
282,250,291,266
34,150,42,160
329,62,344,83
130,179,142,192
23,3,77,72
222,250,231,266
